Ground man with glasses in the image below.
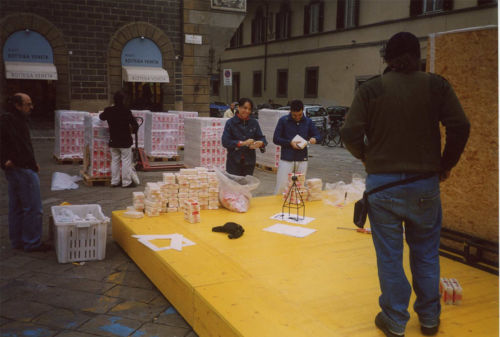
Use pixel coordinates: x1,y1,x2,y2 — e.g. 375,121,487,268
1,93,50,252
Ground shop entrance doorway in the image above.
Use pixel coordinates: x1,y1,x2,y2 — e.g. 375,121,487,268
125,82,163,111
5,79,56,126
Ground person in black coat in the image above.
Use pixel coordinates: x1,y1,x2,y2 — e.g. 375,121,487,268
99,91,139,187
221,97,267,176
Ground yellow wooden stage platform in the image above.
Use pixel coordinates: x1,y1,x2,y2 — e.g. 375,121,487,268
112,195,499,337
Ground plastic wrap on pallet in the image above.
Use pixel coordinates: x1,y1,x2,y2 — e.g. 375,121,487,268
84,114,112,178
256,109,289,168
54,110,89,160
168,110,199,147
144,112,180,158
131,110,150,149
184,117,228,170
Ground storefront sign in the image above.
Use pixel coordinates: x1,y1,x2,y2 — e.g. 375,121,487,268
223,69,232,86
121,38,162,67
3,30,54,63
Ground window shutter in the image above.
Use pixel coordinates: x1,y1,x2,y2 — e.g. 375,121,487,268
287,11,291,38
354,0,360,26
443,0,453,10
304,5,310,35
410,0,423,16
318,2,325,32
336,0,345,29
251,19,256,44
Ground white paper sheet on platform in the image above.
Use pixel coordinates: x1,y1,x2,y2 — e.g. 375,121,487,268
263,223,317,238
132,234,195,252
270,213,315,225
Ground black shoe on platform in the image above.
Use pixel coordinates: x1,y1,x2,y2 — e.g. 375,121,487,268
375,313,405,337
421,319,440,336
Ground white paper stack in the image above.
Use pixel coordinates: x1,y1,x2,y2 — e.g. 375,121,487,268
144,112,179,158
132,192,145,211
184,117,228,169
168,110,199,147
183,199,201,223
131,110,150,148
144,182,162,216
84,114,112,177
306,178,323,201
283,173,307,203
54,110,89,160
256,109,289,169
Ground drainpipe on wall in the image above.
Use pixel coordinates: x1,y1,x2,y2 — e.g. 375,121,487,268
264,1,269,92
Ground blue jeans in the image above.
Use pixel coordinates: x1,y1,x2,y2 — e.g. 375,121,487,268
5,168,43,251
366,173,441,334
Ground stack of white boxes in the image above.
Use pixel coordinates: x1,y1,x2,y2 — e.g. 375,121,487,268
144,112,179,158
84,114,112,178
168,110,199,147
131,110,150,148
54,110,89,160
283,173,307,203
131,168,219,218
184,117,228,169
144,183,161,216
183,199,201,223
132,192,145,211
256,109,289,169
306,178,323,201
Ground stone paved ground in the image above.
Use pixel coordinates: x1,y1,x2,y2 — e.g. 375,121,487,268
0,136,364,337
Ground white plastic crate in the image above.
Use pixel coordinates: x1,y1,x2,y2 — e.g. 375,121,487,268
51,204,109,263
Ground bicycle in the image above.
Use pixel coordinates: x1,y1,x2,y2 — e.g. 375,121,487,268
324,118,344,147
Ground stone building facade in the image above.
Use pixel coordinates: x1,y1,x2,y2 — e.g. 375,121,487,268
0,0,244,119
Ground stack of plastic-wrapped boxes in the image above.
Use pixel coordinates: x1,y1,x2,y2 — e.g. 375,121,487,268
256,109,289,169
168,110,199,147
184,117,228,169
131,110,150,149
83,114,112,178
144,112,180,159
54,110,89,160
129,168,220,220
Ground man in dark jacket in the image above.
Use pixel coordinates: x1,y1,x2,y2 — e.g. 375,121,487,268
273,99,320,195
0,93,50,252
341,32,470,337
99,91,139,187
221,97,267,176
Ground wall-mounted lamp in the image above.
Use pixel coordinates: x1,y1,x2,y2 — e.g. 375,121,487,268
140,36,145,40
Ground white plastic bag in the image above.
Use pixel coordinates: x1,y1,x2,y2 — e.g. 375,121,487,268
323,174,365,207
51,172,82,191
215,168,260,213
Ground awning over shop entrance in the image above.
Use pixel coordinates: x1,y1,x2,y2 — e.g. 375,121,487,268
4,61,58,80
122,66,169,83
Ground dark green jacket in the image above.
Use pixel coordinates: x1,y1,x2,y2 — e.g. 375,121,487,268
341,71,470,174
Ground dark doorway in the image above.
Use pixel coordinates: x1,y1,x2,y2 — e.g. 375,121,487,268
232,72,240,103
125,82,163,111
5,79,56,127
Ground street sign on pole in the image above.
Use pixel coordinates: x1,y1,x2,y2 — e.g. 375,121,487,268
223,69,232,86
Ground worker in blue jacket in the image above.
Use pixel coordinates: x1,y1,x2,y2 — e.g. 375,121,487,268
222,98,267,176
273,99,321,195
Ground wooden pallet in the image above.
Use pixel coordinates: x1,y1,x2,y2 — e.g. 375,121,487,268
80,171,111,187
147,155,180,162
53,155,83,165
255,163,278,173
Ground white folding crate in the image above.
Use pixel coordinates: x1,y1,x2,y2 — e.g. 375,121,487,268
51,204,109,263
